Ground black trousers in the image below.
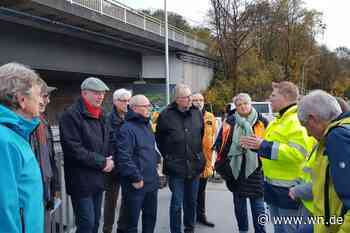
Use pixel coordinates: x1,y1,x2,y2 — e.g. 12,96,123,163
196,177,208,219
103,178,127,233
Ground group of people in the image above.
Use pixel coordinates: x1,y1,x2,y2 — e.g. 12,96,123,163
0,62,217,233
214,81,350,233
1,61,350,233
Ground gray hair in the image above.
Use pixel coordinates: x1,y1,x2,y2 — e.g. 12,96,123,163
175,83,191,98
113,88,132,101
129,94,148,108
233,93,252,105
0,62,44,110
298,90,342,122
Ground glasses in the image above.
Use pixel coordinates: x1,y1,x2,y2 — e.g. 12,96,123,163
118,99,130,103
89,90,105,96
192,99,204,102
42,94,50,98
177,95,191,100
134,104,153,109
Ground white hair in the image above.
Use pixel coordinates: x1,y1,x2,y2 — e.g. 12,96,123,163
233,93,252,105
175,83,191,98
113,88,132,101
298,90,342,122
129,94,148,108
0,62,44,110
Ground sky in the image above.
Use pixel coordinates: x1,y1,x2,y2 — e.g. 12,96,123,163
116,0,350,50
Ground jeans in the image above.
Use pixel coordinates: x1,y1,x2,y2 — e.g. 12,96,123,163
103,178,127,233
71,191,103,233
296,204,313,233
196,177,208,219
168,176,199,233
121,183,158,233
269,204,298,233
233,193,266,233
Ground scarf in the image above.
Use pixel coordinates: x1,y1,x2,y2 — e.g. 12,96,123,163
228,108,258,179
82,96,101,119
32,114,53,204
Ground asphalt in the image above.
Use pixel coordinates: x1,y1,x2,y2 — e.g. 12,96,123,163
103,180,274,233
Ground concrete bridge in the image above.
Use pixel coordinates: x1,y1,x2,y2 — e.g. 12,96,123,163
0,0,215,121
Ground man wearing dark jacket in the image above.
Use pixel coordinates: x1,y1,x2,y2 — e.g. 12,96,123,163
103,88,131,233
31,83,60,233
116,95,159,233
156,84,205,233
59,77,113,233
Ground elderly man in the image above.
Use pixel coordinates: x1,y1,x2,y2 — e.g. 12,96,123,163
156,84,205,233
103,88,131,233
116,95,159,233
240,81,316,233
31,84,60,233
298,90,350,233
192,93,216,227
59,77,113,233
0,63,45,233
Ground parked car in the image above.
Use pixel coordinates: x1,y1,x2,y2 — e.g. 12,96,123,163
251,101,275,122
228,101,275,122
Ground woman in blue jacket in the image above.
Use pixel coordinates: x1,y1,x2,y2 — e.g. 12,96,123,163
0,63,45,233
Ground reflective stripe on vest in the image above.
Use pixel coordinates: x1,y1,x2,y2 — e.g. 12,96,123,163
265,177,299,188
270,141,309,160
288,142,309,157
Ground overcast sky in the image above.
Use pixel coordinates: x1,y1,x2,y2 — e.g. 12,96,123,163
117,0,350,50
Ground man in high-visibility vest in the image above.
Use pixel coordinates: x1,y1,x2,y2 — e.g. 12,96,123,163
192,93,217,227
240,81,316,233
297,90,350,233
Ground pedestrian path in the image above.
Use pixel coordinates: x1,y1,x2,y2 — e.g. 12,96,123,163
101,181,273,233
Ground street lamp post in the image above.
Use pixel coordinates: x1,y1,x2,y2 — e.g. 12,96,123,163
164,0,170,105
301,54,320,95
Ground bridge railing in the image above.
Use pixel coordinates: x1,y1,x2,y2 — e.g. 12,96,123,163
66,0,208,51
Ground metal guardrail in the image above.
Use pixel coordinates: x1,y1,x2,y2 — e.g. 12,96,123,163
52,126,76,233
66,0,208,51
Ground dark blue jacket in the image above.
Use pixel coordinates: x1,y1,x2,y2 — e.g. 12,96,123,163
116,110,159,191
107,107,125,181
325,111,350,211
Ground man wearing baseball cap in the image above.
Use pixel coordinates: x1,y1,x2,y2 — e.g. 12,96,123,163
59,77,113,233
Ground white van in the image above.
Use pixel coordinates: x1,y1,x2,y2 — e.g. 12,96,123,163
228,101,275,122
251,101,274,122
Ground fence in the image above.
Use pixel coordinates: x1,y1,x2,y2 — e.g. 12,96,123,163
66,0,208,51
51,126,76,233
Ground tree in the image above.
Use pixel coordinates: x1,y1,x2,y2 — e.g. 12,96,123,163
210,0,268,93
141,9,192,32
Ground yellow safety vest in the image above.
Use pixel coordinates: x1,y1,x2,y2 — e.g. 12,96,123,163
299,144,318,214
262,105,316,187
313,117,350,233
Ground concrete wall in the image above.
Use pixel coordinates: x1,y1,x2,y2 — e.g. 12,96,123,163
142,54,184,83
183,63,214,93
0,20,142,77
142,54,213,92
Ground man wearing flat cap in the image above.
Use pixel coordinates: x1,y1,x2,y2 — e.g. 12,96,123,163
59,77,114,233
